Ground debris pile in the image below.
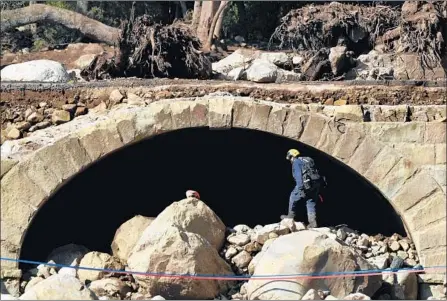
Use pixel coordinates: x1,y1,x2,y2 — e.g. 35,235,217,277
80,14,212,81
3,197,442,301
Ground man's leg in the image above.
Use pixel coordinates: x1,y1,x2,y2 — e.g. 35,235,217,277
306,194,318,228
281,187,300,220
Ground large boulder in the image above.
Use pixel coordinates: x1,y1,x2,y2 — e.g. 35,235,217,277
77,252,123,283
256,52,291,68
134,197,226,251
212,49,255,75
111,215,155,264
127,225,234,299
246,59,278,83
246,230,382,300
46,244,89,269
392,53,446,81
19,274,97,300
0,60,70,82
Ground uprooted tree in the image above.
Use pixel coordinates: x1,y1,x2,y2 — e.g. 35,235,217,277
1,3,213,80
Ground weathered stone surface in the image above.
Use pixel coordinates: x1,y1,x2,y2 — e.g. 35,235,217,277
19,275,97,300
364,146,401,184
420,250,447,267
396,272,418,300
170,101,192,130
348,136,383,175
300,114,327,147
88,278,131,299
227,234,250,246
78,251,123,283
419,283,445,300
127,225,234,299
78,122,123,161
232,250,252,268
368,123,424,143
377,158,417,199
416,222,447,253
0,159,18,178
111,215,155,264
134,198,226,251
407,191,446,231
393,170,440,212
332,124,365,162
392,143,435,166
329,46,348,76
116,114,137,144
126,93,144,105
248,103,271,131
333,105,364,122
425,123,446,144
435,144,446,164
35,136,91,183
16,156,60,196
151,102,173,134
232,101,253,128
109,89,124,104
190,100,208,127
266,105,288,135
52,110,71,125
367,105,409,122
410,105,446,122
208,98,233,129
246,231,382,300
283,108,308,139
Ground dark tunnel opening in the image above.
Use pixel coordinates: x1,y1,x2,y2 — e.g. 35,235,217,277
20,127,407,268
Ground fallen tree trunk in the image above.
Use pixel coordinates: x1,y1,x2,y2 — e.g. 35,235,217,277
0,4,120,45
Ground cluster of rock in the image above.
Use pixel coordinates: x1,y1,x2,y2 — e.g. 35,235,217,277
1,95,88,141
3,197,445,300
211,46,446,84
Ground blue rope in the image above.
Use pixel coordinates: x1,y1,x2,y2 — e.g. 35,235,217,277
1,257,445,279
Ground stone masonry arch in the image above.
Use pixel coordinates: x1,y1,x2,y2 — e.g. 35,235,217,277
1,97,445,275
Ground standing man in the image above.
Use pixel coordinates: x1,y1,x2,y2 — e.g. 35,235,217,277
281,149,325,228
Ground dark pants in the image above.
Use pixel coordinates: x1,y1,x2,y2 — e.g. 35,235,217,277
289,183,320,225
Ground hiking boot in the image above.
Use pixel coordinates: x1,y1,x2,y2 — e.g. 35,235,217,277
308,214,318,229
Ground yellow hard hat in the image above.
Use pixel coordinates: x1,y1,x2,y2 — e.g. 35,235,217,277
286,149,300,160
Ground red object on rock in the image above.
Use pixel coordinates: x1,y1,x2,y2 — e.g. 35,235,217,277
186,190,201,199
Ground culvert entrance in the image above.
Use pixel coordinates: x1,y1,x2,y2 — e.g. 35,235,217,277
20,127,406,267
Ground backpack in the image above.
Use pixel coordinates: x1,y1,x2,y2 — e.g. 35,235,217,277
299,157,325,191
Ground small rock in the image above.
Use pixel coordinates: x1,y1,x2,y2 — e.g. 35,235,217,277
62,104,77,113
36,261,56,278
52,110,71,125
234,36,245,43
398,240,410,251
357,237,369,248
329,46,348,76
343,293,371,300
15,121,31,131
78,251,123,283
151,295,166,300
58,267,77,278
227,234,250,246
325,295,338,300
334,99,348,106
269,232,279,239
367,254,389,269
244,241,262,253
389,241,401,252
24,277,44,292
302,289,322,300
126,93,144,105
337,228,347,241
294,222,307,231
397,250,409,260
246,59,278,83
6,127,21,139
39,102,48,108
232,250,252,268
75,106,88,117
131,293,146,300
109,90,124,104
233,225,251,233
29,121,51,132
27,112,44,123
225,246,239,260
88,278,131,299
292,55,305,66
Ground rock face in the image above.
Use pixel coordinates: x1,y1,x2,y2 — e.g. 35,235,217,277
0,60,70,82
77,252,123,283
134,197,226,251
127,225,234,299
246,59,278,83
246,230,382,300
18,274,97,300
111,215,155,264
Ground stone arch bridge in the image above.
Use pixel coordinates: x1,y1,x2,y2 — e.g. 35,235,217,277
1,94,446,278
